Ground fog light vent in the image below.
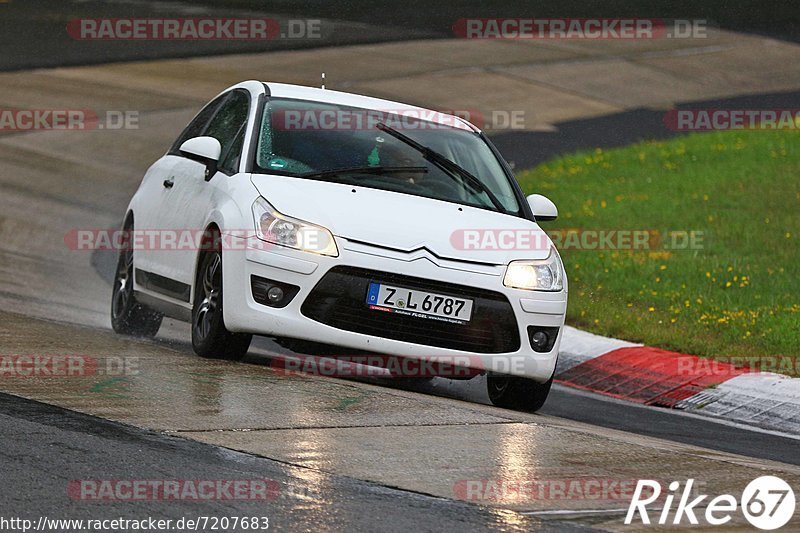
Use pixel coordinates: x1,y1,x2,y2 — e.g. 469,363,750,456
527,326,559,353
251,276,300,308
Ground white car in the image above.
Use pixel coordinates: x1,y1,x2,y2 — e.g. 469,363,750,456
111,80,567,411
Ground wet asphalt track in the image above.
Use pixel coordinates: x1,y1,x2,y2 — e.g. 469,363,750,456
0,393,590,532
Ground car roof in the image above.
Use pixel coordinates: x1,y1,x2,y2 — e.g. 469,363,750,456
260,81,478,132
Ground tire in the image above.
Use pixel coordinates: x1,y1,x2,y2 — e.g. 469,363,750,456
110,224,163,337
191,247,252,360
487,373,553,412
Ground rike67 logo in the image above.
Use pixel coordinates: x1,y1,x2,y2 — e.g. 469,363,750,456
626,476,796,530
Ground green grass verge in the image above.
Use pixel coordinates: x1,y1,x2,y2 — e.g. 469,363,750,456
516,130,800,372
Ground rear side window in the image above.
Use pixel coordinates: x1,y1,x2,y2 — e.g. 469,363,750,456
169,93,227,154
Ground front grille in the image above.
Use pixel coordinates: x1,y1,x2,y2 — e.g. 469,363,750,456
301,266,520,353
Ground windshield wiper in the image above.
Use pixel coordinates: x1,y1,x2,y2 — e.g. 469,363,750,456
375,122,507,213
299,165,428,181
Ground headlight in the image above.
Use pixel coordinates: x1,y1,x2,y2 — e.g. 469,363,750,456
252,197,338,257
503,247,564,291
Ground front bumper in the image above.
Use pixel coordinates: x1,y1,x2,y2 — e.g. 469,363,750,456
223,237,567,382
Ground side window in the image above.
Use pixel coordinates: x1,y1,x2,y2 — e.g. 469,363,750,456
169,93,227,154
204,91,250,174
219,126,246,174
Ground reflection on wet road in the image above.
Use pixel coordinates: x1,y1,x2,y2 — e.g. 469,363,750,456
2,310,799,529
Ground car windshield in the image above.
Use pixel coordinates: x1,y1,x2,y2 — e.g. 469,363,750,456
253,98,521,215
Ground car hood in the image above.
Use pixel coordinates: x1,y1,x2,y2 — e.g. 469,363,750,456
250,174,552,265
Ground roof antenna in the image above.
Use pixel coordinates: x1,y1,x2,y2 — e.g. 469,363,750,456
321,72,326,90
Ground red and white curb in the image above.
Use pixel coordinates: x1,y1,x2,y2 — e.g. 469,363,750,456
558,326,800,434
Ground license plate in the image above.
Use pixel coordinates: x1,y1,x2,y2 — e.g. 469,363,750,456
366,282,473,323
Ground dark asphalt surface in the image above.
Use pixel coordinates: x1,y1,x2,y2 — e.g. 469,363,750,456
491,89,800,170
0,0,435,72
2,0,799,72
0,393,592,532
2,1,800,530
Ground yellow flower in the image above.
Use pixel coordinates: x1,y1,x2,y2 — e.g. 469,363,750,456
648,307,655,312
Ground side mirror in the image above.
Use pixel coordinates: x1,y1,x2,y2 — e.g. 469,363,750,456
179,136,221,181
527,194,558,221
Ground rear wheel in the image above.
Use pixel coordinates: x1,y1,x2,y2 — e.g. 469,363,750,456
191,248,252,360
487,373,553,412
110,223,163,337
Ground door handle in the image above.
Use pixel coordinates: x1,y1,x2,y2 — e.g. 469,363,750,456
163,178,174,189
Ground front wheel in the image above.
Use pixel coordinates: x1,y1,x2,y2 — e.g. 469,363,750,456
191,249,252,360
487,373,553,412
